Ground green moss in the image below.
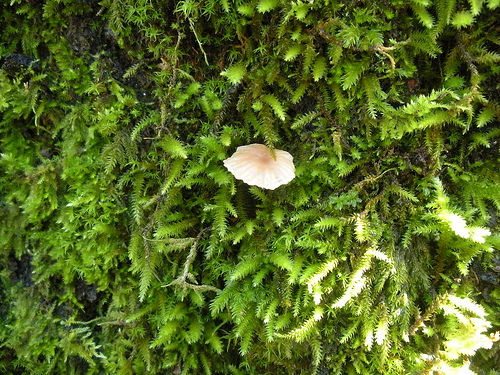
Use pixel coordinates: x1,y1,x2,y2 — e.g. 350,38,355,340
1,0,500,374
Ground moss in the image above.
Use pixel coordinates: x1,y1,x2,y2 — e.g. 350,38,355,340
1,0,500,374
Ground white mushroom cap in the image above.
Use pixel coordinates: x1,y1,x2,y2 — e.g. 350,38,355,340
223,143,295,190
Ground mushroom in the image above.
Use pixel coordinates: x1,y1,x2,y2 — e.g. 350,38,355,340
223,143,295,190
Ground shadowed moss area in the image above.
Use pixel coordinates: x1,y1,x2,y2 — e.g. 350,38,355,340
1,0,499,374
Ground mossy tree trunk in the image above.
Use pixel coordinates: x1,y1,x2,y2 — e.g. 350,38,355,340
1,0,500,374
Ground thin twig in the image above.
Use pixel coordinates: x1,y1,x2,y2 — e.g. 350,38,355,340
189,18,209,66
370,45,396,73
164,227,220,293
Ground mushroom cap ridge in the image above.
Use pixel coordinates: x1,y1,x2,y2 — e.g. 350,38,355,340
223,143,295,190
